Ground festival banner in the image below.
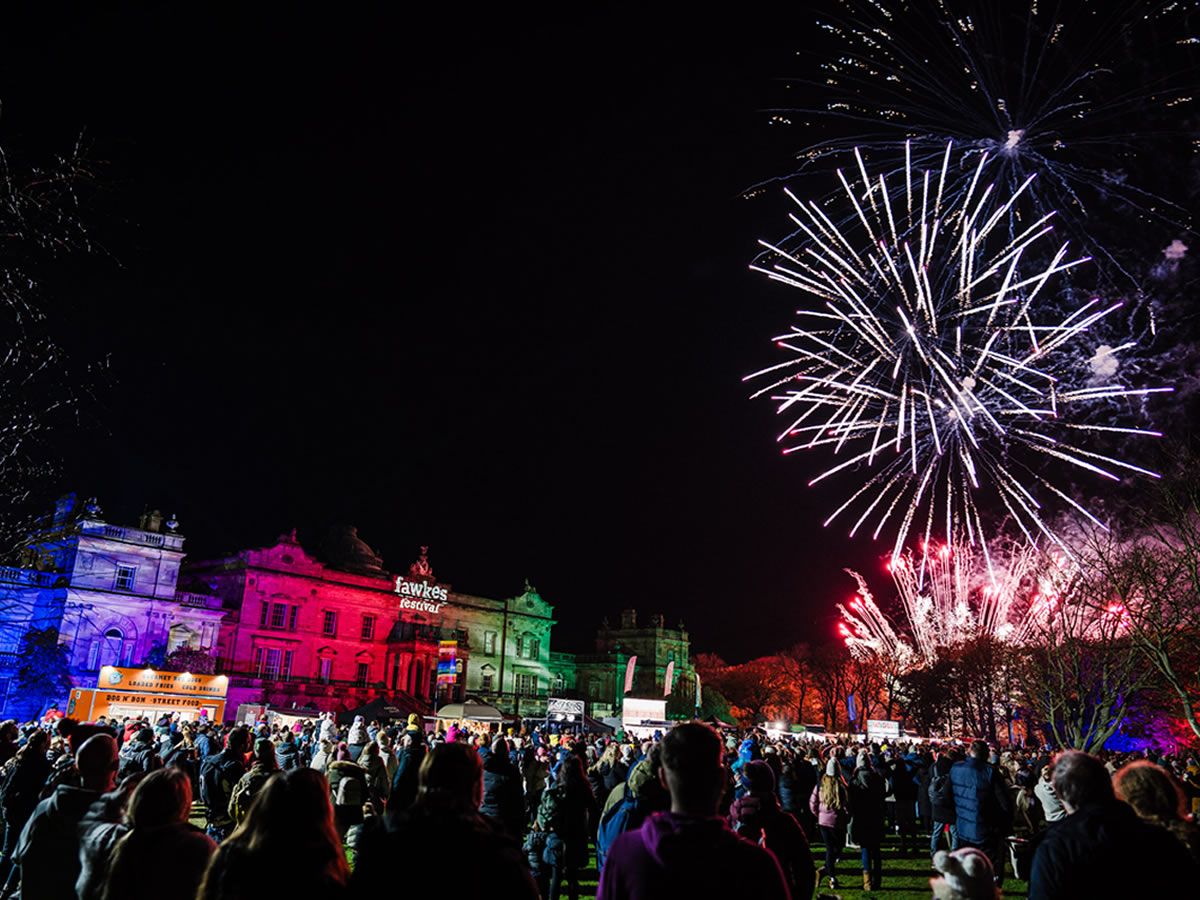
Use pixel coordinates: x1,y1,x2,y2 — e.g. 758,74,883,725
663,660,675,697
623,655,637,694
436,640,458,685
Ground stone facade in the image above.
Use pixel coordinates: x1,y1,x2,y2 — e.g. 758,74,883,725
559,609,698,719
0,495,225,718
187,531,558,718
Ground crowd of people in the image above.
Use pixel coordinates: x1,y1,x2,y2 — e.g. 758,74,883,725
0,708,1196,898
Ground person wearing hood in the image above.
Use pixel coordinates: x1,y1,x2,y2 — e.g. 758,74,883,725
480,737,524,839
729,759,815,899
319,712,338,745
359,741,390,811
446,722,461,743
346,716,369,761
100,767,216,900
848,750,887,892
327,743,370,838
311,738,335,774
523,744,551,825
598,723,788,900
13,734,120,900
810,757,849,890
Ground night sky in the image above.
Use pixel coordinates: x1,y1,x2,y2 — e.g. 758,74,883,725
4,6,1157,661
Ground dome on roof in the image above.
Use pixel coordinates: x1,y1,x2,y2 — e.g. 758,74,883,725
319,524,385,575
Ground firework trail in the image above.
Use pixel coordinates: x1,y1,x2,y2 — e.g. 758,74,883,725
748,142,1167,557
838,540,1072,668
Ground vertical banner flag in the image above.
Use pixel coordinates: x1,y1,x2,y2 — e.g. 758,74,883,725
623,655,637,694
695,673,702,709
847,693,858,724
437,641,458,685
663,660,675,697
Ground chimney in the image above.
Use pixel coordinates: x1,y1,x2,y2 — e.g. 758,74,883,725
619,609,637,630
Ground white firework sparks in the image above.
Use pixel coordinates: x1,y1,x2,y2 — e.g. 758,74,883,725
748,142,1167,558
838,540,1071,668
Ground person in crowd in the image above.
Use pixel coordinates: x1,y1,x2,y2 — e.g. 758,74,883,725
375,731,398,786
1033,759,1065,824
588,741,623,811
929,749,958,854
597,722,789,900
914,750,934,832
0,728,50,891
310,737,334,774
274,730,301,771
100,767,215,900
228,738,279,826
730,758,815,898
523,744,551,824
199,767,349,899
12,733,119,900
346,715,369,761
76,773,143,900
200,725,250,842
848,749,886,892
359,740,390,810
949,740,1011,885
118,726,163,778
886,750,919,855
327,742,369,838
811,757,849,890
782,747,817,836
1114,759,1200,865
481,736,525,840
387,730,426,816
1029,750,1198,899
193,722,216,761
536,752,597,900
351,742,537,898
595,744,671,873
0,724,17,767
930,846,1001,900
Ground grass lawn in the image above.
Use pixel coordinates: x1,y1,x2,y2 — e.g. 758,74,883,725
573,833,1028,899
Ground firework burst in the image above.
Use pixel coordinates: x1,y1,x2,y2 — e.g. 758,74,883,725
748,142,1167,557
838,540,1070,669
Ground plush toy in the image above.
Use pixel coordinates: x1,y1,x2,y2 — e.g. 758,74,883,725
930,848,1001,900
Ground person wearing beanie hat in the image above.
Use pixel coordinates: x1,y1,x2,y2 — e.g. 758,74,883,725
729,759,815,898
931,848,1001,900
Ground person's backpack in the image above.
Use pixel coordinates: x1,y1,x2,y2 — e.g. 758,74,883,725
929,769,953,810
228,770,272,824
335,771,364,807
596,783,646,873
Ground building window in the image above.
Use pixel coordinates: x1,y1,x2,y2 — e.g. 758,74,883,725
288,606,299,631
515,672,538,696
114,566,136,592
259,603,269,627
322,610,338,636
355,662,369,686
283,650,294,680
527,639,540,660
318,657,333,683
553,673,565,692
262,648,283,678
483,631,497,656
270,603,287,629
481,673,494,692
361,615,375,640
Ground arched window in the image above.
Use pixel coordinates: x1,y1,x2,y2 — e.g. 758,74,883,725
93,628,124,669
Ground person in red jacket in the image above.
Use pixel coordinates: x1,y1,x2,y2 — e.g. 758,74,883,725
598,723,790,900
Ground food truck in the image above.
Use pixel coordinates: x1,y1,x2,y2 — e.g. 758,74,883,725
66,666,228,723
